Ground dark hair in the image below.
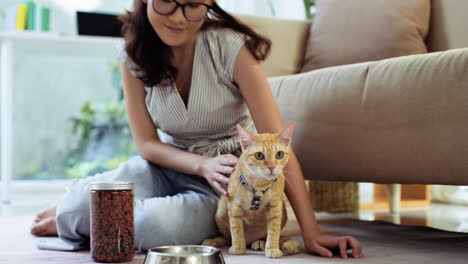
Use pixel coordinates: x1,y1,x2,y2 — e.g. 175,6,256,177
119,1,271,87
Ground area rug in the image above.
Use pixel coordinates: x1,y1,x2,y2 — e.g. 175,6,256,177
1,215,467,263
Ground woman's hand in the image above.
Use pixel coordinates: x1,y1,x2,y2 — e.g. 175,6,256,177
305,234,363,259
196,154,238,195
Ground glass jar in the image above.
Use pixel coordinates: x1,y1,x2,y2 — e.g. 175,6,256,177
90,182,135,263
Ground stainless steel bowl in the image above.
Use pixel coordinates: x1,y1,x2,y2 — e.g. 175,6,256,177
144,245,225,264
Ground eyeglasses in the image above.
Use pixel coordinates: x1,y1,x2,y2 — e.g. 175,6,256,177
152,0,212,22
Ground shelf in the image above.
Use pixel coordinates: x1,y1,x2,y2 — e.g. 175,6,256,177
360,184,431,210
0,31,123,44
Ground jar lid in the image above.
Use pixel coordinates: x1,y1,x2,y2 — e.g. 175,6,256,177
90,181,134,191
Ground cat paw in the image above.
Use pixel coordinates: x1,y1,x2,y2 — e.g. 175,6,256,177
251,240,266,251
202,237,227,248
281,239,300,255
265,248,283,258
202,238,218,247
229,245,246,255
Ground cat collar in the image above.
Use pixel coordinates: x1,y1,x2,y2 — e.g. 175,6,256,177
239,173,277,210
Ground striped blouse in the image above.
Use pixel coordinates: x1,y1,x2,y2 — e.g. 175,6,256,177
123,28,256,156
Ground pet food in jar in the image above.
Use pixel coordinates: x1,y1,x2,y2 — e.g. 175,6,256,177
90,181,134,263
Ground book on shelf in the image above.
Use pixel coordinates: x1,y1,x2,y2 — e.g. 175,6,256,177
26,1,36,30
2,1,50,32
16,4,28,30
4,5,19,31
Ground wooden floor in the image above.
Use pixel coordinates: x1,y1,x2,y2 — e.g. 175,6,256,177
2,185,467,234
289,202,468,233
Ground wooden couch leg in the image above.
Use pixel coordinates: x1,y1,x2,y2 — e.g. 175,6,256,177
387,184,401,214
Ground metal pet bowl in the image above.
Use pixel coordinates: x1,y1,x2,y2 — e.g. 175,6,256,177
144,245,225,264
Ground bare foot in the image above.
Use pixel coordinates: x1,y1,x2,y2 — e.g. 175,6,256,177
30,216,58,236
33,205,57,224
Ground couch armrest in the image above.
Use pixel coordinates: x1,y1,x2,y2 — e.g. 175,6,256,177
269,48,468,185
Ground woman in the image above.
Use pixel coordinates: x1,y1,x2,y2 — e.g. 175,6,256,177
31,0,362,258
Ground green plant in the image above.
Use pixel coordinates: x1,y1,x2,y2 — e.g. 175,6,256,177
304,0,315,19
71,101,95,144
16,58,135,180
63,58,136,179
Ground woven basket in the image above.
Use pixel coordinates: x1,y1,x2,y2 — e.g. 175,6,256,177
308,181,359,212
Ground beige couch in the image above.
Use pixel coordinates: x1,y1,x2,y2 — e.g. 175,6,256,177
237,0,468,190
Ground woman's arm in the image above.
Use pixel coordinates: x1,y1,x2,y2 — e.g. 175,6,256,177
121,63,233,194
233,47,362,258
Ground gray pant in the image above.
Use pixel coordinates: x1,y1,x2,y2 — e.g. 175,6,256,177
50,156,219,251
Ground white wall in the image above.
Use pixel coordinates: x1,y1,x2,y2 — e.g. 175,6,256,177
1,0,132,35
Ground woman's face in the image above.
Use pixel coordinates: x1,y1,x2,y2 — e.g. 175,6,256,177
143,0,214,48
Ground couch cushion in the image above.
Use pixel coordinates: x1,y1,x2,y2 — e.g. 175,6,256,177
270,48,468,185
235,14,311,77
301,0,430,72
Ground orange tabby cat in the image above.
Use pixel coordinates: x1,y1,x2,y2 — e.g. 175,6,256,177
202,122,300,258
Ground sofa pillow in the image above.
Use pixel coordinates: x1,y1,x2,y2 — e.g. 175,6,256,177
301,0,431,72
236,14,311,77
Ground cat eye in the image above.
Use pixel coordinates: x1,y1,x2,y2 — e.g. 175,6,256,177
255,152,265,160
276,151,284,159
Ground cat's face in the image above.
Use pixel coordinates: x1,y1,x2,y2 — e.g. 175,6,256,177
237,123,295,180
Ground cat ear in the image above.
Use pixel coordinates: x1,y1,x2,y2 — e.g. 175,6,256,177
236,124,255,151
278,122,295,146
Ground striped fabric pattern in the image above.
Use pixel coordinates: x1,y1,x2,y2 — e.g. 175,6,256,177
124,28,255,150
